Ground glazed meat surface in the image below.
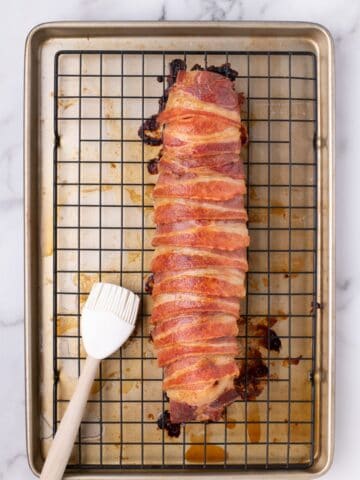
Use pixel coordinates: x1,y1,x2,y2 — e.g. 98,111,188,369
149,69,250,422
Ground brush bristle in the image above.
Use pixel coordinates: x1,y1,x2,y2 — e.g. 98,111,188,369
83,283,140,325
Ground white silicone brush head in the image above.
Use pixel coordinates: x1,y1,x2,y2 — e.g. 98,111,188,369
81,283,140,359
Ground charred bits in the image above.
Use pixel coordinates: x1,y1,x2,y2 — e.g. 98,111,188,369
147,158,160,175
206,63,238,81
157,410,181,438
168,59,187,86
191,62,238,81
282,355,303,367
267,328,282,352
310,301,322,314
240,124,248,146
138,115,162,146
256,325,282,352
145,273,154,294
191,63,204,71
234,348,269,400
139,60,186,141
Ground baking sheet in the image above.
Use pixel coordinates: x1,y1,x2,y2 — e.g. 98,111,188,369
24,22,334,478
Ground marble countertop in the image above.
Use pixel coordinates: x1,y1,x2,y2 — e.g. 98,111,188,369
0,0,357,477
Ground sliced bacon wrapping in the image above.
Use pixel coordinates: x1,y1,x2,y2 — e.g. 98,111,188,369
147,68,261,423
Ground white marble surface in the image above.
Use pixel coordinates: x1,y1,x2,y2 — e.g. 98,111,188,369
0,0,357,477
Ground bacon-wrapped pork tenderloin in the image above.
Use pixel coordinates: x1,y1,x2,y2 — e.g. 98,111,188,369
143,64,280,424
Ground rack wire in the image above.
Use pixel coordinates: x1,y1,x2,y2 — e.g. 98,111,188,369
53,50,318,471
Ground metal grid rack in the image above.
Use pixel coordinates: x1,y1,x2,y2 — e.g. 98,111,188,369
53,50,318,471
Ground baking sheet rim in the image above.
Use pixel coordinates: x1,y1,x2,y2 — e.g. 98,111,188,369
24,20,335,478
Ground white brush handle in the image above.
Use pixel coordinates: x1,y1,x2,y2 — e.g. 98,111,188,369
40,355,100,480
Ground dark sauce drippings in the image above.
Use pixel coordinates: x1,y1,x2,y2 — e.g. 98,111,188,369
158,93,168,113
147,157,160,175
157,410,181,438
145,273,154,294
266,328,282,352
207,63,238,81
191,62,238,81
240,124,248,146
256,325,282,352
234,348,269,400
138,59,187,147
283,355,302,366
238,92,245,105
168,59,187,86
158,59,187,113
138,114,162,146
310,301,322,314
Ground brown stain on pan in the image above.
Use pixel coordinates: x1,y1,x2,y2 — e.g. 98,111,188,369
90,381,103,395
248,210,267,224
58,98,77,110
185,431,226,463
249,187,260,201
82,185,114,194
59,369,104,396
72,273,99,292
57,316,78,335
145,185,154,203
248,208,287,224
226,417,236,429
125,187,142,204
247,402,261,443
185,445,226,463
270,199,285,207
271,207,287,218
190,433,204,443
122,381,135,394
282,355,303,367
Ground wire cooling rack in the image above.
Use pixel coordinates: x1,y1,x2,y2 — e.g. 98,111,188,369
53,50,318,471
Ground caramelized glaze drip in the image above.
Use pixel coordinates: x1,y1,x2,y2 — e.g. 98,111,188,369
240,123,248,146
256,325,282,352
168,59,187,85
234,348,269,400
145,273,154,294
191,62,238,81
282,355,303,366
247,403,261,443
206,63,238,81
147,158,159,175
185,444,226,463
137,115,162,146
157,410,181,438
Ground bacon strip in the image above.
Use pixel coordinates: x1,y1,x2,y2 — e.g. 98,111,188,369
154,198,247,224
153,220,250,251
151,247,248,273
152,314,238,348
151,293,240,324
153,268,245,297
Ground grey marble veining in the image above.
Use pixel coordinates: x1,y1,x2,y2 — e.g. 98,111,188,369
0,0,357,478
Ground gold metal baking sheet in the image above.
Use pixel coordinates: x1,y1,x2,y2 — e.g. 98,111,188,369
24,21,334,478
